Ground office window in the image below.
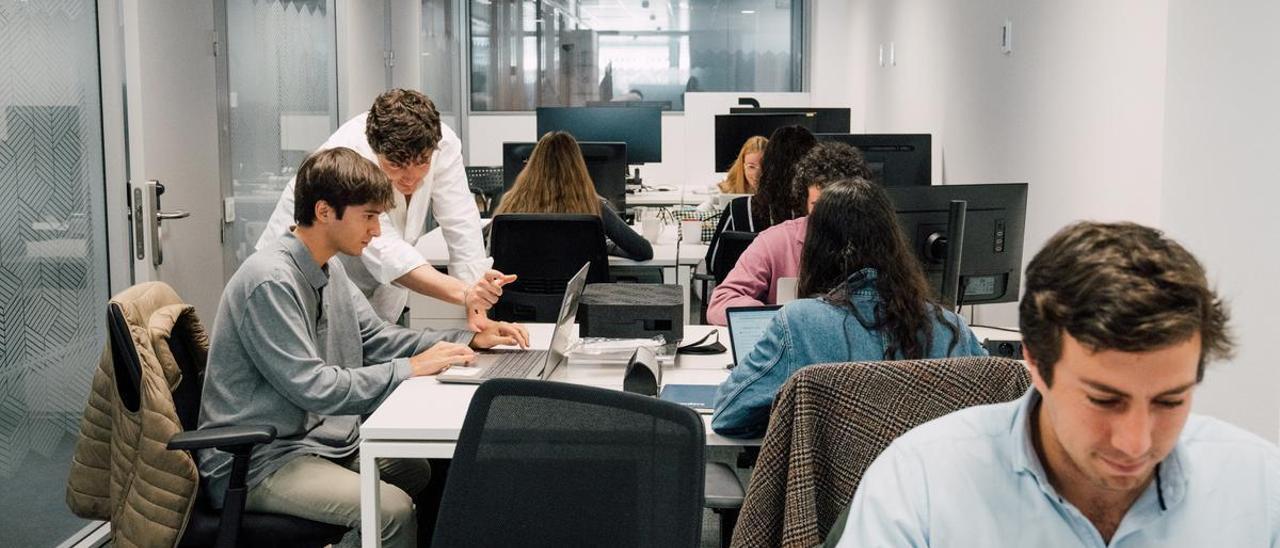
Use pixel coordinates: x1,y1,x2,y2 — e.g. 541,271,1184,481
469,0,805,112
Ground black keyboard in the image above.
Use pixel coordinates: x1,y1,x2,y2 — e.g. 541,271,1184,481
478,350,548,379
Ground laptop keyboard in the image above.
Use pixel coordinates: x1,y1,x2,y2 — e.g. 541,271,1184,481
479,350,549,379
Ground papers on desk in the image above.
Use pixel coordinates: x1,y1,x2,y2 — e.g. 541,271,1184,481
565,337,676,367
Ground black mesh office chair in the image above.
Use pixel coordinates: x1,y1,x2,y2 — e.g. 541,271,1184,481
466,165,505,217
431,379,706,547
106,302,348,548
694,230,759,323
489,213,611,322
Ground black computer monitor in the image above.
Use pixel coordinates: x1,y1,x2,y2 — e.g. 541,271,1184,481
885,183,1028,307
817,133,931,187
535,107,661,164
728,107,851,134
501,141,629,213
714,113,817,173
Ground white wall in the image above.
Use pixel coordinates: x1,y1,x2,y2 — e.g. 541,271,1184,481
843,0,1170,327
1161,0,1280,440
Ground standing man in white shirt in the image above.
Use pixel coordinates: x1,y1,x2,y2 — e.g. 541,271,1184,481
257,89,507,331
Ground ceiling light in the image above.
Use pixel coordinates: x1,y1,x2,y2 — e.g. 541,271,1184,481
741,10,756,15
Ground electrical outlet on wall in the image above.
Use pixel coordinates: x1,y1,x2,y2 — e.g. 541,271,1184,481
1001,18,1013,54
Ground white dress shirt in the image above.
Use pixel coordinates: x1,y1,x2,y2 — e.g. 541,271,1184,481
255,113,490,321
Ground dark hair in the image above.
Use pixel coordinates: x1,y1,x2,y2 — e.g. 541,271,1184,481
1020,221,1233,385
751,125,817,229
797,178,957,359
790,142,874,210
293,147,395,226
365,89,442,166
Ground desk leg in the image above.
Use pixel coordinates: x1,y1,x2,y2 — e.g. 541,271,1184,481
676,265,692,325
360,443,382,548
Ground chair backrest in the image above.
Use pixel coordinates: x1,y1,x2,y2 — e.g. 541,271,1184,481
732,357,1031,548
432,379,706,548
489,213,611,322
466,165,505,196
710,231,757,284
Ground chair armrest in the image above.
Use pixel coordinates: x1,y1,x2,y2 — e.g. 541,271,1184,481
691,272,715,282
167,425,277,452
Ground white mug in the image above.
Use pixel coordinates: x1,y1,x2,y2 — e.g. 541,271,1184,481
642,218,662,242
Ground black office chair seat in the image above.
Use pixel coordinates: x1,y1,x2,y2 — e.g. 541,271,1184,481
179,501,347,548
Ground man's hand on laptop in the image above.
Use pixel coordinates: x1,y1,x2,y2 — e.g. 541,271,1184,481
409,341,476,376
464,270,518,332
469,321,530,350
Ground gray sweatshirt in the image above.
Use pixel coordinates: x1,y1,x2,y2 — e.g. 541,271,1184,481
197,232,471,507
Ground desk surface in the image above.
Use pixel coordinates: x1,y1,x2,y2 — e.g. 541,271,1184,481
626,188,688,207
415,219,706,268
362,324,751,446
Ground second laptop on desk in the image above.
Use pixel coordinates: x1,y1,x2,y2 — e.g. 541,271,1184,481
437,263,589,384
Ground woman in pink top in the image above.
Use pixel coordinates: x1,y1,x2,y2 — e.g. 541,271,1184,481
706,142,874,325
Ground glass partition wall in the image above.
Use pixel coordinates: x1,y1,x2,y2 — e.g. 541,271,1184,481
0,0,110,544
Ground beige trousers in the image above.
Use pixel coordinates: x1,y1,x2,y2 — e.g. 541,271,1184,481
245,453,431,548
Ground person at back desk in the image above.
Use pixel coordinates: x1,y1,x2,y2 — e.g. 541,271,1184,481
493,131,653,261
703,126,817,270
706,142,873,325
838,222,1280,547
711,178,986,438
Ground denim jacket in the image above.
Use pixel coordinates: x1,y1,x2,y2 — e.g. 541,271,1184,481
711,269,988,438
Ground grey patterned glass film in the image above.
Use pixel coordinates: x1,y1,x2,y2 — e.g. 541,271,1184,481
226,0,337,268
469,0,804,111
0,0,108,544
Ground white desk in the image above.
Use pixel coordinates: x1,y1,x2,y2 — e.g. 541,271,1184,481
358,324,744,547
626,188,688,207
411,221,707,326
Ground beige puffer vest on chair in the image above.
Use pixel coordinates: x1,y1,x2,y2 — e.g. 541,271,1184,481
66,282,208,548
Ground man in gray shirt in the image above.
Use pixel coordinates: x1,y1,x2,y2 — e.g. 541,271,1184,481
198,147,525,547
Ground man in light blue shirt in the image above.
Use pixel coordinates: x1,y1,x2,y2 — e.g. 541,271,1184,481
839,221,1280,547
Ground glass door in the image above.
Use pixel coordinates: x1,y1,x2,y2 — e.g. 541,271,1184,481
0,0,112,544
219,0,339,273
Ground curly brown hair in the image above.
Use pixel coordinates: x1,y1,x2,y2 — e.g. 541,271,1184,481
364,89,442,166
1020,221,1234,385
789,141,874,214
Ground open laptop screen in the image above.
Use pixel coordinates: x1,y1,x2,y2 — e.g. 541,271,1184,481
726,305,782,367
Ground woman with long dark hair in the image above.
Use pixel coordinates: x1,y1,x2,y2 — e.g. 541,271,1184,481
711,178,987,438
704,126,817,268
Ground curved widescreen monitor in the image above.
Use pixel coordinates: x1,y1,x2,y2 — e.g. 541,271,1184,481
536,107,661,164
501,141,629,213
816,133,931,187
885,182,1028,306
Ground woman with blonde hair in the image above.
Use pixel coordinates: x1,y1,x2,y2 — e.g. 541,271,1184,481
494,131,653,260
717,135,768,194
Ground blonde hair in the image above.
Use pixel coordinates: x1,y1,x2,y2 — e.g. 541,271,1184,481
494,131,601,217
718,135,768,194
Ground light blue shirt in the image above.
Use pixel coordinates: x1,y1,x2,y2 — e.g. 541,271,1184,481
838,390,1280,547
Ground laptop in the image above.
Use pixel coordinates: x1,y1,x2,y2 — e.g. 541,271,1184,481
436,263,590,384
725,305,783,368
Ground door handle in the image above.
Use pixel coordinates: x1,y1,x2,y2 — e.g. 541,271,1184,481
157,210,190,220
145,180,191,268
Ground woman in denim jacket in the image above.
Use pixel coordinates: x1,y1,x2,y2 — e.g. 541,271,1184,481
712,178,987,438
